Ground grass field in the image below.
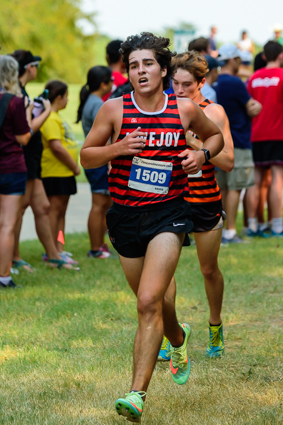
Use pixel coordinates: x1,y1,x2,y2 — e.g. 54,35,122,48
0,221,282,424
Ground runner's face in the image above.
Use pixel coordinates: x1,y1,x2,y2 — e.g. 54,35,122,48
128,49,166,93
172,68,204,101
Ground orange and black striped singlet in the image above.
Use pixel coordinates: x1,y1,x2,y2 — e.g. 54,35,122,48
184,99,221,205
108,92,189,207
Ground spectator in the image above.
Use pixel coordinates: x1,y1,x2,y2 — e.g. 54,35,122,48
254,51,267,72
189,37,210,55
247,41,283,236
214,43,262,243
237,30,254,71
11,50,75,270
0,55,32,288
40,80,81,259
201,55,219,102
76,66,113,258
273,24,283,46
102,39,128,101
209,26,218,58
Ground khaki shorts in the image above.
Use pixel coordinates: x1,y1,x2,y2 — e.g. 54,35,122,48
216,148,255,191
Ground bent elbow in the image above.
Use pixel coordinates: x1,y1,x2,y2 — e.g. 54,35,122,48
80,151,88,169
226,157,234,172
22,133,32,146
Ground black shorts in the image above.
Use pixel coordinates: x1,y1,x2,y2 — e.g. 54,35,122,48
24,153,42,180
42,176,77,196
106,197,193,258
252,140,283,167
23,136,43,180
190,200,223,233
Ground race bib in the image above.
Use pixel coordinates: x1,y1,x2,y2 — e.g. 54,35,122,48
128,157,173,194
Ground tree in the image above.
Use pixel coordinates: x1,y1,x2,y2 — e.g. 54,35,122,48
0,0,98,83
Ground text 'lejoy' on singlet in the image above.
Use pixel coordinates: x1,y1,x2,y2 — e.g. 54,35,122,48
184,99,221,204
108,92,189,207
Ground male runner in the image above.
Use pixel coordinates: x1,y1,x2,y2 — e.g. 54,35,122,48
81,33,224,423
159,51,234,361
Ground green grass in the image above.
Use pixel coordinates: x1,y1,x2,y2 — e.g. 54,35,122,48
1,221,283,424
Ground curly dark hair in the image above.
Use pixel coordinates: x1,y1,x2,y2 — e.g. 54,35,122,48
119,32,176,90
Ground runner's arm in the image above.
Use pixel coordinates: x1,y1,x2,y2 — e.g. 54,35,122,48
178,100,224,174
202,104,234,172
80,99,147,169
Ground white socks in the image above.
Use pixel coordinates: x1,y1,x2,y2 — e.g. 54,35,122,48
0,276,12,285
271,217,283,234
223,229,236,239
248,218,258,233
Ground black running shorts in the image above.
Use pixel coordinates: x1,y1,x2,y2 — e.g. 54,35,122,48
106,197,193,258
190,200,223,233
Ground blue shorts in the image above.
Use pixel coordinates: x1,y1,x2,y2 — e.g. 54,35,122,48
0,172,27,195
84,166,109,194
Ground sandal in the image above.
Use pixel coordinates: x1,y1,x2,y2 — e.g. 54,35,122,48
12,259,34,273
47,258,80,271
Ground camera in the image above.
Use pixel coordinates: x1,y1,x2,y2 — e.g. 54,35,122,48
32,89,49,117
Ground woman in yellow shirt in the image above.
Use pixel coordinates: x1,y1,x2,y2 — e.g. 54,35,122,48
41,80,80,258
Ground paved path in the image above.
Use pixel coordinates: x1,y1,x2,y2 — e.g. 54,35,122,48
20,183,91,241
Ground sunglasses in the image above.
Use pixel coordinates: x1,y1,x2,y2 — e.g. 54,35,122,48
24,61,40,69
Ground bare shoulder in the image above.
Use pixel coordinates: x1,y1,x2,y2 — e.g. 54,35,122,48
95,97,123,128
205,103,226,123
177,98,200,130
176,97,198,114
102,96,123,113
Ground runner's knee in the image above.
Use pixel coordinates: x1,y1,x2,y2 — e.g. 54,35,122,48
200,264,221,282
137,293,162,317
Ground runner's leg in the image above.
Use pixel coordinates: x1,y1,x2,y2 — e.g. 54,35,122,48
194,228,223,325
119,232,184,392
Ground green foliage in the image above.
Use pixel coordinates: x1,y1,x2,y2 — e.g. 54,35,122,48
0,0,101,83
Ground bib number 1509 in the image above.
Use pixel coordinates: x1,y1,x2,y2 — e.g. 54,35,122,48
128,157,173,194
135,168,167,184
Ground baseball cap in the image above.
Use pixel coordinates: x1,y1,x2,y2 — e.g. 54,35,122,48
204,55,219,71
12,50,42,74
218,44,243,61
273,23,283,31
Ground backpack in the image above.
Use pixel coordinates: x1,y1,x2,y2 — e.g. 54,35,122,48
0,93,14,129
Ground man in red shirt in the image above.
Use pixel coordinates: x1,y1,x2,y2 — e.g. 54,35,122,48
102,39,128,101
247,41,283,236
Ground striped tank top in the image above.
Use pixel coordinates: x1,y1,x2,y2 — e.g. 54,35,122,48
108,92,189,207
184,99,221,204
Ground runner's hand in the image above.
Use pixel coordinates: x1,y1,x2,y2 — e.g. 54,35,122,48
178,149,205,174
118,127,147,156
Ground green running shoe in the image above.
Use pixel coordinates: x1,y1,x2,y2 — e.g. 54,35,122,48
158,336,171,361
206,322,224,358
115,391,146,423
169,323,191,385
